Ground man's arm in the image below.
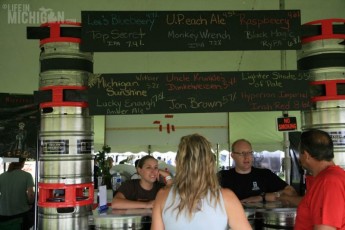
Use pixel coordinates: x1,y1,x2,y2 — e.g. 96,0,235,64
111,191,154,209
281,185,299,196
241,185,300,204
264,168,299,202
266,185,299,203
277,193,303,207
27,186,35,204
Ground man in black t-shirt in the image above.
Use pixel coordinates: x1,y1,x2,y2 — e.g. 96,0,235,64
219,139,297,203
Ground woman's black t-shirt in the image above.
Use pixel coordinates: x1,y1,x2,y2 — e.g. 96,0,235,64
117,179,165,201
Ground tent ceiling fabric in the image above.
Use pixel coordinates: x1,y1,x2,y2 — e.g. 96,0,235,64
229,111,302,151
105,113,229,153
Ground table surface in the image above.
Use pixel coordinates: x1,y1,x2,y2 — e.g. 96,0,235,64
93,201,296,216
92,207,152,228
242,201,297,211
97,208,152,217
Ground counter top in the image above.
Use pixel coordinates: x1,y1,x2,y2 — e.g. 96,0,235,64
242,201,297,211
91,201,296,229
91,208,152,229
94,208,152,218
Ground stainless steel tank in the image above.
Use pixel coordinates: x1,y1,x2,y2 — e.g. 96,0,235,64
39,106,94,183
36,21,95,230
40,70,91,88
297,19,345,169
38,205,92,230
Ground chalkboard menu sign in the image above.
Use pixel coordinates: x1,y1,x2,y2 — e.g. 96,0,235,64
81,10,301,52
0,94,39,159
87,71,311,115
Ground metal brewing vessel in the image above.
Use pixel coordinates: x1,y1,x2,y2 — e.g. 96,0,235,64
298,19,345,169
33,21,95,230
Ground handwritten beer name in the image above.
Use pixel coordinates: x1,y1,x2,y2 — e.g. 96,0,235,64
86,12,158,30
166,73,236,90
241,71,310,88
88,71,310,115
91,75,147,97
166,13,227,26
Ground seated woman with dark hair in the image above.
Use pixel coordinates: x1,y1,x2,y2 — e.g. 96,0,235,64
111,155,172,209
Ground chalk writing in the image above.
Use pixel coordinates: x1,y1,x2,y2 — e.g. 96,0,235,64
81,10,301,51
239,13,291,30
87,71,311,115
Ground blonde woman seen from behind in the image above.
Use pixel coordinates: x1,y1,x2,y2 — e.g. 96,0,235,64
151,134,252,230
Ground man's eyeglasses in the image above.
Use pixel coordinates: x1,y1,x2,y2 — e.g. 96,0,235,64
232,151,254,157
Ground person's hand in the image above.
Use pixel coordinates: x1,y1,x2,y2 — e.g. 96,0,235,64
276,194,302,207
145,200,155,209
241,195,262,203
158,169,171,178
156,169,173,185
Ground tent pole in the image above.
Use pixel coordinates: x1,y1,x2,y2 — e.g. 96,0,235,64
280,0,291,184
282,112,292,184
228,112,231,168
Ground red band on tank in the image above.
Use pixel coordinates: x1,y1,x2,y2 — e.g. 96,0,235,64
38,182,94,208
40,21,81,45
311,80,345,102
39,85,88,108
302,19,345,43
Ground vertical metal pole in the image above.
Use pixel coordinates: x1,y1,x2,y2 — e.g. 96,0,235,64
282,112,291,184
148,145,151,155
228,113,231,168
280,0,291,184
34,131,39,230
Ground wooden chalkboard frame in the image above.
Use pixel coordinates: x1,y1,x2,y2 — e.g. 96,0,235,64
87,70,311,115
81,10,301,52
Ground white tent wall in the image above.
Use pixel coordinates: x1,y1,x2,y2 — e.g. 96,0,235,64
0,0,344,152
105,111,302,153
105,113,229,153
229,111,302,152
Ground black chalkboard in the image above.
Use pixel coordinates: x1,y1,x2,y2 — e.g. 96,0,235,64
81,10,301,52
87,71,311,115
0,94,39,159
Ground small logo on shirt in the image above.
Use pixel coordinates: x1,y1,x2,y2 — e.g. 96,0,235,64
252,182,260,191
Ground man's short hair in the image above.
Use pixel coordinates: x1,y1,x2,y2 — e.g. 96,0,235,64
300,129,334,161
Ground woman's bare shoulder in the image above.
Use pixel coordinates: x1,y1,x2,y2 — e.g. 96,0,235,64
220,188,238,201
157,185,172,197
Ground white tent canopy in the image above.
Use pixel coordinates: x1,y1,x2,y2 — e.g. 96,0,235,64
105,113,229,153
104,111,302,153
229,111,302,151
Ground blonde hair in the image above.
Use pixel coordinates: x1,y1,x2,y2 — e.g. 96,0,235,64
168,134,220,219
